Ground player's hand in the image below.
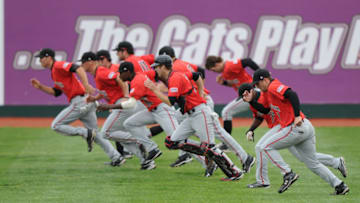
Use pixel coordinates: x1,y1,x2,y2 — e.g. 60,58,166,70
246,130,255,142
30,78,41,89
294,116,303,126
97,103,111,111
144,79,157,91
84,84,96,95
216,75,224,84
86,95,97,103
242,89,253,102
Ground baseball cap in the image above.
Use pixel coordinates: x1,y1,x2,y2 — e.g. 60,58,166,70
113,41,134,54
96,50,111,61
79,52,97,63
158,46,175,58
252,69,271,85
119,61,134,73
35,48,55,58
237,83,254,100
150,55,173,68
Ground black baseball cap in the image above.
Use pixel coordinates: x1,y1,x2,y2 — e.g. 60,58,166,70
79,52,97,63
35,48,55,58
151,55,172,68
159,46,175,58
113,41,134,54
252,69,271,85
119,61,134,73
238,83,254,100
96,50,111,61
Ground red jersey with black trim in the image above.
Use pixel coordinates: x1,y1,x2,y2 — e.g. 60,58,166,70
125,55,152,73
250,92,279,128
94,66,124,104
221,59,252,92
109,63,119,73
51,61,85,102
265,79,305,128
129,70,162,111
168,71,206,113
172,59,210,95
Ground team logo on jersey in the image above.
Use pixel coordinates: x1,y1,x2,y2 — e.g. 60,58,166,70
63,62,70,69
277,85,284,93
130,88,135,93
108,72,115,79
170,87,178,93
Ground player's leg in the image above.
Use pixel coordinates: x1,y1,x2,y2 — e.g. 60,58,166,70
221,98,250,135
248,125,281,188
80,104,123,163
152,103,179,136
123,109,159,153
293,119,348,194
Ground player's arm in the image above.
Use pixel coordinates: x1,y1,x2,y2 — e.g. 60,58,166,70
115,74,129,97
192,72,204,98
144,79,171,106
97,97,136,111
241,58,260,71
283,88,302,126
246,116,264,142
73,65,95,94
30,78,62,97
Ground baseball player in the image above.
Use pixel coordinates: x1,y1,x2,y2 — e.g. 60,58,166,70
159,46,255,175
249,69,349,195
237,83,347,189
146,55,243,181
80,52,160,170
112,43,165,137
96,61,181,166
30,48,123,165
205,56,260,151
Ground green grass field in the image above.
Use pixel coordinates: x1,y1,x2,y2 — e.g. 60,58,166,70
0,127,359,202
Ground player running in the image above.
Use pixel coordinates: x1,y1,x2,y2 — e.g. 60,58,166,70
145,55,243,181
248,69,349,195
205,56,259,151
30,48,122,165
80,52,160,170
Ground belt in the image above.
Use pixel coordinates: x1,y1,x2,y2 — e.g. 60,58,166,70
150,106,158,112
70,94,85,102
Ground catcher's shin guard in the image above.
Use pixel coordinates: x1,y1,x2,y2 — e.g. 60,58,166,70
165,136,181,150
206,147,240,178
180,142,206,156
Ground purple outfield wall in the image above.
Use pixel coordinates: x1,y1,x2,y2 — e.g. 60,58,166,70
5,0,360,105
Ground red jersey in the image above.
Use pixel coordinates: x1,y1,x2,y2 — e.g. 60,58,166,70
94,66,124,104
168,71,206,113
265,79,305,128
129,71,162,111
51,61,85,102
250,92,278,128
172,59,210,95
141,54,155,65
125,55,152,73
109,64,119,73
221,59,252,91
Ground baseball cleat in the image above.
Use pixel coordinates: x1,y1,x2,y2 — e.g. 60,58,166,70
170,153,193,167
141,160,156,170
243,154,256,173
247,182,270,188
278,171,299,193
86,129,97,152
220,171,244,181
338,157,347,178
333,182,349,195
204,161,218,177
110,157,126,167
144,148,162,164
